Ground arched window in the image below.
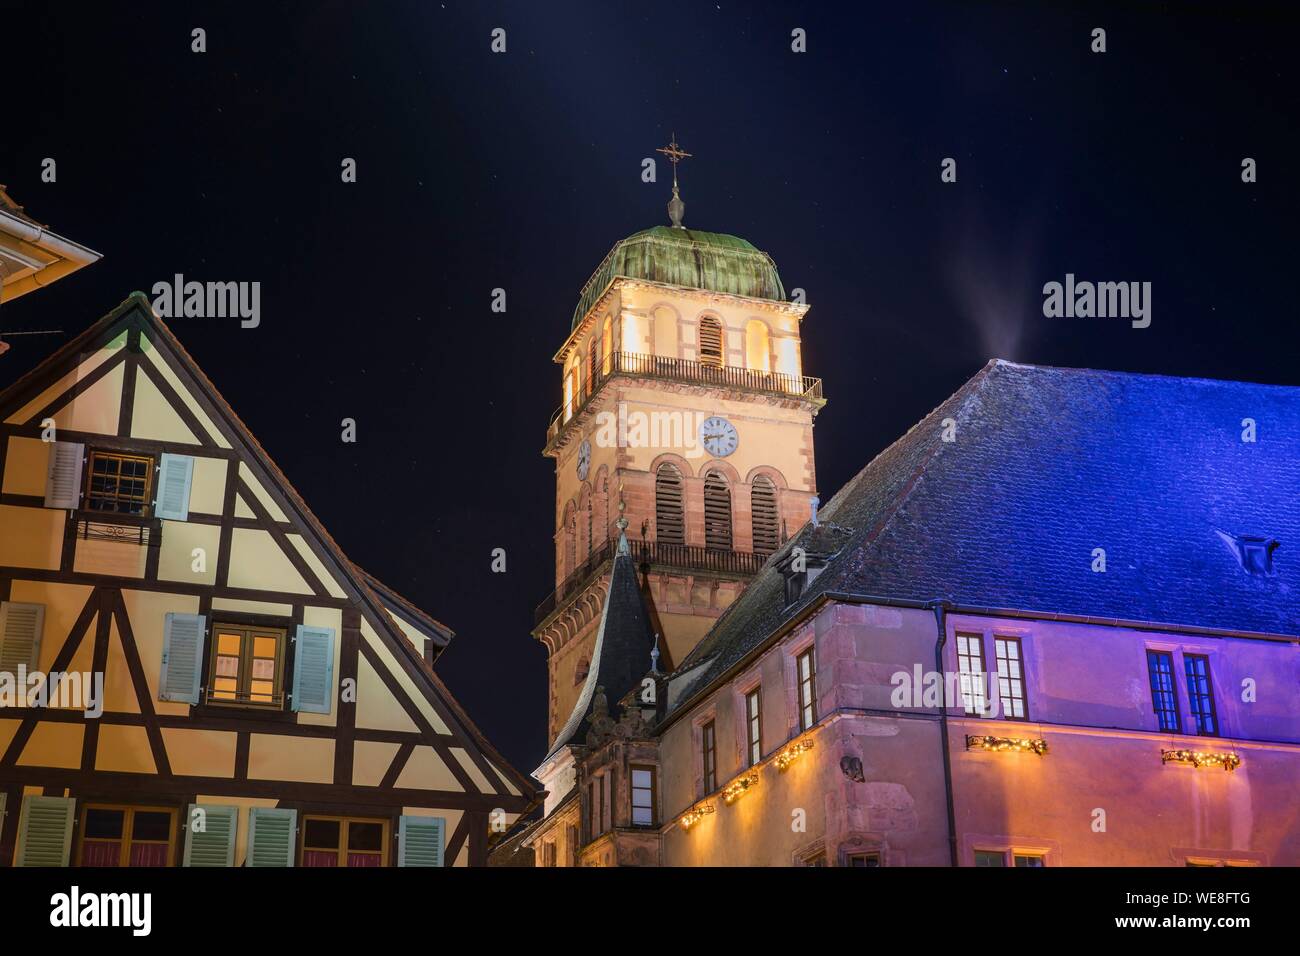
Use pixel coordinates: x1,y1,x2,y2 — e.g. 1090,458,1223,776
564,354,580,420
594,469,609,549
751,475,780,555
655,463,685,546
562,502,577,578
574,657,590,686
745,320,772,373
579,485,592,558
587,337,599,396
704,470,733,552
601,317,613,374
699,316,723,367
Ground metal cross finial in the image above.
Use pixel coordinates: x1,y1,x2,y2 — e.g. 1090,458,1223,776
656,133,692,187
657,134,692,228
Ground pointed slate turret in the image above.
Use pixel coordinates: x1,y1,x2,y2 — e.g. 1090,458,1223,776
546,531,659,759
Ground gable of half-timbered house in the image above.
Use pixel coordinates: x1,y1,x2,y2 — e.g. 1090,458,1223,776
0,292,538,866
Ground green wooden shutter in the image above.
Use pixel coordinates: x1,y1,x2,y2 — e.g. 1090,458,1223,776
247,807,297,867
398,815,446,867
15,795,76,866
43,441,84,509
154,453,195,521
160,612,206,703
182,804,237,867
291,625,335,714
0,601,44,676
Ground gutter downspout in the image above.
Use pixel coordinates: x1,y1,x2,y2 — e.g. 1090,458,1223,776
931,599,959,867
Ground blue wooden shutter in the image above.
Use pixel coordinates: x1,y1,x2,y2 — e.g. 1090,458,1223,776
43,441,84,509
398,815,446,867
160,612,206,703
246,807,297,867
291,625,335,714
182,804,238,867
154,453,195,520
0,601,44,676
15,795,76,866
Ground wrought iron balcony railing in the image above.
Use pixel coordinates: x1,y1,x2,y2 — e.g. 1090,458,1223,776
545,351,823,448
534,537,770,627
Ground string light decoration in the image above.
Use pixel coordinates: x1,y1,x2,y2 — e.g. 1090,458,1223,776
721,773,759,804
774,738,815,771
1161,749,1241,772
965,734,1048,756
679,803,715,830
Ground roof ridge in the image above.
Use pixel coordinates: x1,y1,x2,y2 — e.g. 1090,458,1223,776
991,358,1300,391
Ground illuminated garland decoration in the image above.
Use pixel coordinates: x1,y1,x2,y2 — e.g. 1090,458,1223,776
774,738,815,771
1161,749,1241,772
679,803,715,830
721,773,759,804
965,734,1048,756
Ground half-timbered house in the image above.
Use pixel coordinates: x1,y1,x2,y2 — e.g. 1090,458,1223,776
0,291,539,867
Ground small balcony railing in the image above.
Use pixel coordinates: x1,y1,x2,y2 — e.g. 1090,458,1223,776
546,351,824,448
534,537,770,627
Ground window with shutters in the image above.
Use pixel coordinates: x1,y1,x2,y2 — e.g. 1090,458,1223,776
207,623,286,708
654,463,685,545
750,475,780,555
587,337,599,397
601,317,613,374
698,316,724,367
86,450,153,515
703,471,733,551
701,719,717,793
0,601,44,677
78,805,177,867
301,816,389,867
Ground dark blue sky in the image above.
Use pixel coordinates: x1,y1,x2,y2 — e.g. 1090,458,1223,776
2,2,1295,772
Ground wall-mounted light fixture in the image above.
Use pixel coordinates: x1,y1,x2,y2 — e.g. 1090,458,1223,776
774,738,815,771
679,803,715,830
722,773,758,805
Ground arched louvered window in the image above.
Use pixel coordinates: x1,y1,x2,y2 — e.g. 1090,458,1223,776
751,475,780,555
655,464,685,546
601,317,613,374
563,502,577,578
588,337,599,396
704,471,733,552
699,316,723,368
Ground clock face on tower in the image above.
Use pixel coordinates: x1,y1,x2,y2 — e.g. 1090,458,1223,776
576,439,591,480
699,416,739,457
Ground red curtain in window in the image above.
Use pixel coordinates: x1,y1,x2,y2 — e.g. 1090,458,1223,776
80,842,122,866
346,853,382,867
302,850,339,867
128,843,169,867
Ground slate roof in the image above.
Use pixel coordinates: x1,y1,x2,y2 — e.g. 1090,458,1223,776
571,225,786,330
668,359,1300,715
547,537,659,758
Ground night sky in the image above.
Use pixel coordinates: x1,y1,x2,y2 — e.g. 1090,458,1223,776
2,2,1295,774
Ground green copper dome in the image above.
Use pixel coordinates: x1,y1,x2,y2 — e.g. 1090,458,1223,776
571,225,786,330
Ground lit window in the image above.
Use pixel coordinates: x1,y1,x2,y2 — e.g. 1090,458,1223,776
702,720,717,793
631,766,656,827
847,851,881,867
78,805,176,867
208,624,286,707
86,451,153,515
1184,654,1218,736
956,633,987,715
797,647,817,731
746,687,762,766
301,816,388,867
1146,650,1180,733
1014,853,1045,867
994,637,1027,719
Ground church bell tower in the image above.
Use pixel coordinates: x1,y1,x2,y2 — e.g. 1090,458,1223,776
534,140,826,757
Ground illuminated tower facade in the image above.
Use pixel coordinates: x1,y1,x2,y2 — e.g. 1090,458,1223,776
533,150,826,801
